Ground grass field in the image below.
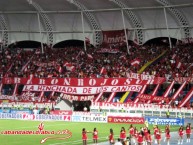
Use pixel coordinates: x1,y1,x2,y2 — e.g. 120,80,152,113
0,120,180,145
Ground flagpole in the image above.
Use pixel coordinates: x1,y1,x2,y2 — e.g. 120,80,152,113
121,9,130,55
163,8,172,49
37,13,44,54
81,11,87,52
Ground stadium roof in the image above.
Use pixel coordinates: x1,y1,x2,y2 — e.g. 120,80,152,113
0,0,193,45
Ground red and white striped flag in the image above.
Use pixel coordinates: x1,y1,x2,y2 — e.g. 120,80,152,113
130,59,140,66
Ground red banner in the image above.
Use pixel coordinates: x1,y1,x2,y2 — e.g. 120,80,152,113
33,61,58,67
108,116,144,124
102,29,128,46
96,48,120,53
174,77,193,83
50,110,72,115
137,94,169,102
22,85,142,95
92,102,142,109
2,77,166,85
61,94,95,101
0,95,16,101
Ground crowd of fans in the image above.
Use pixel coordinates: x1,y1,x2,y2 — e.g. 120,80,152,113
0,43,170,78
0,42,192,79
0,41,193,107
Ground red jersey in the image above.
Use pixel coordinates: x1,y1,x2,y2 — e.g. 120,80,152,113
134,131,138,138
155,131,161,140
147,134,152,143
154,128,159,135
137,134,144,143
179,130,184,136
120,130,126,139
109,133,114,143
82,131,87,140
143,128,149,139
166,133,170,139
165,128,170,136
186,126,191,134
93,130,98,139
129,128,134,136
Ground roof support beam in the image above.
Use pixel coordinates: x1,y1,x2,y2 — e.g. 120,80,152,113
27,0,54,45
109,0,144,45
0,15,9,46
156,0,190,38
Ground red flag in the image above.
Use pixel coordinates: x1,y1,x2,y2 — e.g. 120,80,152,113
63,62,70,67
130,59,140,66
66,65,75,72
64,62,75,72
100,67,107,75
56,65,62,73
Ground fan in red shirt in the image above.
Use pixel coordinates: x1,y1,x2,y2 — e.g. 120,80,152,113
178,126,184,145
137,131,144,145
155,128,162,145
120,127,126,142
109,128,115,145
186,123,191,143
93,128,98,145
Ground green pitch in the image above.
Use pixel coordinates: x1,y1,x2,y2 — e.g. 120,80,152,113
0,120,179,145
